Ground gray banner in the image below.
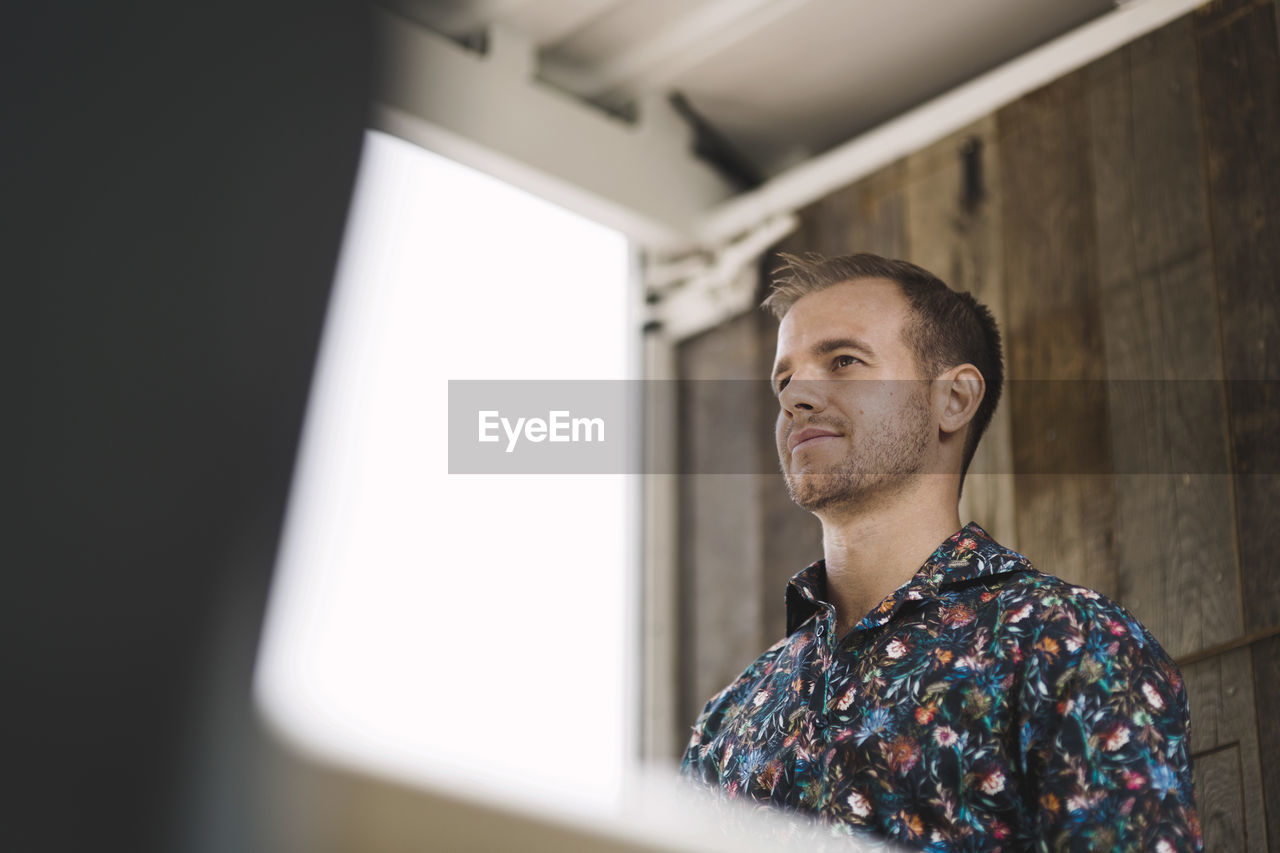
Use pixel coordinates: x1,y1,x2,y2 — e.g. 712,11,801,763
448,380,1279,475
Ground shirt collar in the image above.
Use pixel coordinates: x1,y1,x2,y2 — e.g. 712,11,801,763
784,522,1034,636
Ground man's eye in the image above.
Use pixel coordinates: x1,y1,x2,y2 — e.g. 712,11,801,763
834,355,860,369
776,376,790,393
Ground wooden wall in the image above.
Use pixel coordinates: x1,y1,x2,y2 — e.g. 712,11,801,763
672,1,1279,848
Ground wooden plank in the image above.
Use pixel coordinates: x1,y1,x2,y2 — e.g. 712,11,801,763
800,159,910,259
1196,747,1246,853
676,313,767,733
1196,0,1280,636
996,69,1117,597
903,117,1017,548
1086,20,1241,660
1251,635,1280,853
1183,647,1267,852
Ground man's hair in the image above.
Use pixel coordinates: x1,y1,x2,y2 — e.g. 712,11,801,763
762,251,1004,482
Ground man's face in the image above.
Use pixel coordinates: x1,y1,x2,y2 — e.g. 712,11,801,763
772,278,935,515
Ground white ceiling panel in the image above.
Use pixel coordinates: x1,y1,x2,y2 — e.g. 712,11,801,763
659,0,1115,172
384,0,1121,187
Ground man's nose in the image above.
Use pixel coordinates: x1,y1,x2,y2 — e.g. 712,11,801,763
779,378,825,415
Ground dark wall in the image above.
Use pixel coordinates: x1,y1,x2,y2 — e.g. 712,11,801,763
5,4,370,851
674,1,1280,849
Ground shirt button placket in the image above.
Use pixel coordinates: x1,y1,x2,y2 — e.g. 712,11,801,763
813,618,832,722
814,617,835,810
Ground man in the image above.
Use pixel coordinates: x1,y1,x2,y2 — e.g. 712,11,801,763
680,253,1201,851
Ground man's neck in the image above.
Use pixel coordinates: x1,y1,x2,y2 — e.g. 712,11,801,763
819,481,962,637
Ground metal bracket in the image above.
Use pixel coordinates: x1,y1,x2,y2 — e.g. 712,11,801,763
643,214,798,341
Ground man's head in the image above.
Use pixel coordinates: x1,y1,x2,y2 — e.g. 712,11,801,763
765,252,1003,512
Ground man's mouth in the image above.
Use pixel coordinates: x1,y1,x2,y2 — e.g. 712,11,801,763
788,427,841,453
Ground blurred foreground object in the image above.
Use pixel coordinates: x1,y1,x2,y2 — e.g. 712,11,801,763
5,2,369,850
264,737,898,853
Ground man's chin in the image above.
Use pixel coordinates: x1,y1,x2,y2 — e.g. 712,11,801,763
785,471,917,514
784,473,859,512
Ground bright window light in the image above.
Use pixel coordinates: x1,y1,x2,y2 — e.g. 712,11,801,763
254,130,633,816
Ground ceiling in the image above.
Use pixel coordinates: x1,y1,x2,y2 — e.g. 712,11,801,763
381,0,1117,182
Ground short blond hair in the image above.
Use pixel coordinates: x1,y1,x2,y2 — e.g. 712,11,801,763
763,251,1004,482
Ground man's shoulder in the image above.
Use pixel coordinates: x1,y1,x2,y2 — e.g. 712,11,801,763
987,563,1153,634
957,530,1166,650
967,534,1144,624
970,553,1182,688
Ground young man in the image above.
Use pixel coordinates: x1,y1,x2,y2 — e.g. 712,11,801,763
680,253,1202,851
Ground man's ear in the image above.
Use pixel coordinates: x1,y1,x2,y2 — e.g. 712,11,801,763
935,364,985,437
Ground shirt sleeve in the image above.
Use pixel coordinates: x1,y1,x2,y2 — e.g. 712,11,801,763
1016,598,1203,852
680,689,730,785
680,707,710,778
678,640,787,785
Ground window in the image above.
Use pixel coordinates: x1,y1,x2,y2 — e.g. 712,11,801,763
255,130,633,816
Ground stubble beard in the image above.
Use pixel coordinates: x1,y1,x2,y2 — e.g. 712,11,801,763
780,388,933,516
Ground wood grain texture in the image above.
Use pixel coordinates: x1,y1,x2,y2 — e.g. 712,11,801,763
996,69,1117,597
1086,21,1241,660
1195,0,1280,636
676,314,767,733
1251,635,1280,853
1184,647,1267,852
1197,747,1246,853
796,158,910,259
904,117,1017,548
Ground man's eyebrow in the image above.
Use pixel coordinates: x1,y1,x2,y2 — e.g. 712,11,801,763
772,337,877,382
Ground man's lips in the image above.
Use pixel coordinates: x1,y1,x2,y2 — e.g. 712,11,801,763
788,426,842,453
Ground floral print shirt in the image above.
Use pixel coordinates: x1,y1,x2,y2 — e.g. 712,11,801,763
681,523,1202,851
